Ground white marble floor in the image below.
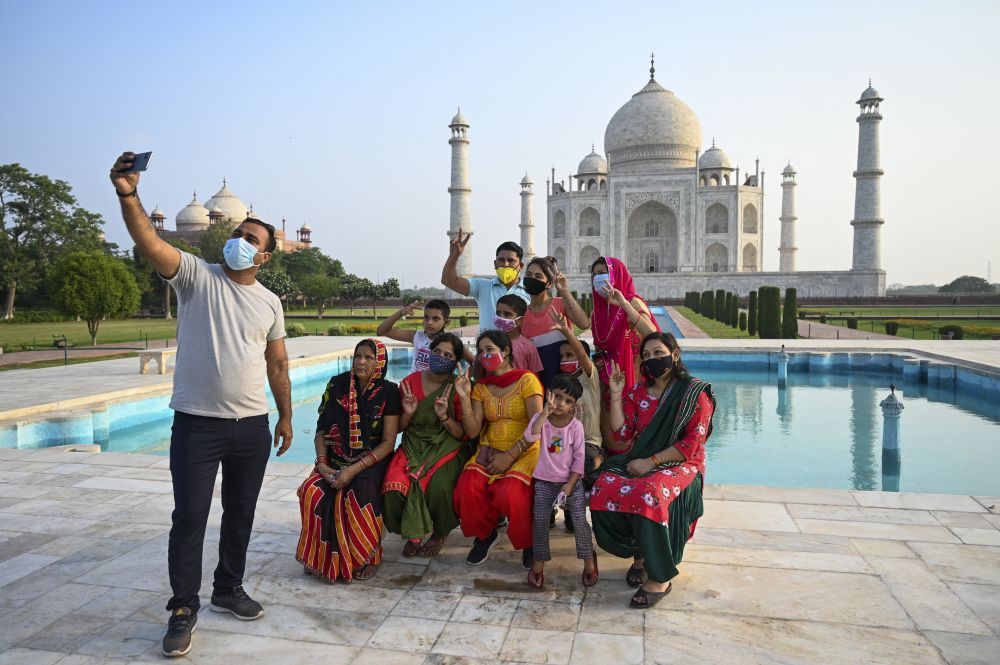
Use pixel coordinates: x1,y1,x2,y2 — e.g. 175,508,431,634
0,447,997,664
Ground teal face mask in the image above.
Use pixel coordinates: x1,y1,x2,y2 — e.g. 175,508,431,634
223,237,261,270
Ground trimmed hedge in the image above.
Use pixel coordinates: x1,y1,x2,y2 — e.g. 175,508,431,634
286,323,307,338
884,321,899,336
747,290,758,336
723,293,732,325
847,318,858,329
715,289,726,322
690,291,700,313
701,290,715,319
730,294,739,329
782,288,798,339
757,286,782,339
939,324,964,340
739,311,747,331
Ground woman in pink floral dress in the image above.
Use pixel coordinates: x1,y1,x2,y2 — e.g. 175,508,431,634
589,332,715,609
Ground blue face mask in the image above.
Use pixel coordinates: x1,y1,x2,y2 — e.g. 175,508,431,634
223,237,262,271
428,353,457,376
592,273,611,295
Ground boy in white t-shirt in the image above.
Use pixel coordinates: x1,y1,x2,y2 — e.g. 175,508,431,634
377,299,453,372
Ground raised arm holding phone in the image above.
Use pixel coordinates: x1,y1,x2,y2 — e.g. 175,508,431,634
110,151,292,658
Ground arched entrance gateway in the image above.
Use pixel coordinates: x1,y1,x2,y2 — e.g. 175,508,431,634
627,200,678,274
705,243,728,272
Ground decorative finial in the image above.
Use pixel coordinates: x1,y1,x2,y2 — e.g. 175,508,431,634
869,78,872,87
649,52,655,80
890,383,896,395
712,137,716,148
222,177,226,187
192,190,196,199
591,143,595,153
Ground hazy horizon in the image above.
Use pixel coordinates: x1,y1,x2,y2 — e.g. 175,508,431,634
2,1,998,289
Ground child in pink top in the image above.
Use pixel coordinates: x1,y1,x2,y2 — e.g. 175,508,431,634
523,375,597,589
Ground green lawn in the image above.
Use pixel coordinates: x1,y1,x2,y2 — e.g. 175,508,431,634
809,318,1000,340
800,306,1000,318
675,307,759,339
285,306,480,318
0,320,179,351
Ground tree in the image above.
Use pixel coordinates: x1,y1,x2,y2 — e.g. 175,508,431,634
724,292,734,325
714,289,726,322
939,276,996,294
758,286,782,339
730,294,739,329
690,291,700,314
131,238,200,319
49,251,140,345
256,267,296,308
341,274,367,316
297,272,339,318
700,290,714,319
747,290,758,337
198,221,238,264
782,288,799,339
282,246,344,284
0,163,104,319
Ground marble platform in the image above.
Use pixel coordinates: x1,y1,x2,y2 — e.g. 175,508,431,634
0,446,997,664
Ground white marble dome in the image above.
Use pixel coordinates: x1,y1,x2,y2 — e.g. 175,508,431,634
450,110,468,126
860,84,881,101
175,193,209,230
698,144,733,170
577,149,608,175
150,206,165,219
782,162,797,175
520,173,533,185
203,180,249,224
604,77,702,168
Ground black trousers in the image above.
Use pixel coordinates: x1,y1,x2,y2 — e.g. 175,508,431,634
166,411,271,611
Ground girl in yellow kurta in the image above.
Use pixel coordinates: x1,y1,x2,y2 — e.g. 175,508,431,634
454,330,543,567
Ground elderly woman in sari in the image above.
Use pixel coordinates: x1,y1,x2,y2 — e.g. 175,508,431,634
296,338,400,582
589,332,715,609
453,330,544,568
382,333,470,558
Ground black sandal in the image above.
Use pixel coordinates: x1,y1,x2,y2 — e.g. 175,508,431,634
629,583,672,609
626,565,646,588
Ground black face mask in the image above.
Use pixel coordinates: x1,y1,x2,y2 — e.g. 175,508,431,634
523,276,548,296
641,355,674,380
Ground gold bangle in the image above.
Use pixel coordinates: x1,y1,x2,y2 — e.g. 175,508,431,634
650,454,659,466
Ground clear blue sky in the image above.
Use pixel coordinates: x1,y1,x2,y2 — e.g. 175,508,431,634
2,1,998,288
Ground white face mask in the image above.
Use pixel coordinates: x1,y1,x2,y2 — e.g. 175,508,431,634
223,237,262,270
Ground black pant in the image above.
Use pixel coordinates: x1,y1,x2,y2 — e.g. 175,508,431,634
166,411,271,611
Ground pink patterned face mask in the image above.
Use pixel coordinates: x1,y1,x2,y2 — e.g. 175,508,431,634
493,316,518,333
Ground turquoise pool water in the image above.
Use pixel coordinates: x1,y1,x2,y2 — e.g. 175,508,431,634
101,358,1000,495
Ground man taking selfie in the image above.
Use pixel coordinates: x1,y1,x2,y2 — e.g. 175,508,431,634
110,151,293,658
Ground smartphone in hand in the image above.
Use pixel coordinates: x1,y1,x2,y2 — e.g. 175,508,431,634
120,152,152,173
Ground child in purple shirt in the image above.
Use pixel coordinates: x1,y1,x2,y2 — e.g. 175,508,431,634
524,374,597,589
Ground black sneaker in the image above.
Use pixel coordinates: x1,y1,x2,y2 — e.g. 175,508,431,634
466,529,499,566
521,547,534,570
162,607,197,657
210,586,264,621
496,515,509,529
564,509,575,533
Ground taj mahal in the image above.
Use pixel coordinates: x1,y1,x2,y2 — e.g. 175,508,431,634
446,57,887,298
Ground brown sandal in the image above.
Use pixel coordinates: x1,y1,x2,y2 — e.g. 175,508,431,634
354,563,380,581
416,538,445,557
527,568,544,589
402,540,422,558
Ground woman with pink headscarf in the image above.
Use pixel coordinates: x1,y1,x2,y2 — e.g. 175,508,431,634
590,257,659,394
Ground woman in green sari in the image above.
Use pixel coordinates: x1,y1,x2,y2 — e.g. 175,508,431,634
382,333,470,557
589,332,715,609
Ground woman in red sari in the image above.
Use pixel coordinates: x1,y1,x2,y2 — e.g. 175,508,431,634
296,338,400,582
590,257,659,390
589,332,715,609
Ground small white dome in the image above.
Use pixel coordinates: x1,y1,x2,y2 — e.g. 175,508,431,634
175,193,209,229
577,149,608,175
520,173,533,185
203,180,249,223
208,205,224,217
450,109,468,126
782,162,796,175
299,223,312,232
698,144,733,170
150,206,165,219
859,82,882,101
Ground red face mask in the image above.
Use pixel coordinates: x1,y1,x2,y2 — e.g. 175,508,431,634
480,352,503,373
559,360,579,374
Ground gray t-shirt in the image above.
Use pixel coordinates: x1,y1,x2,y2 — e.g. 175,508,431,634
166,251,285,419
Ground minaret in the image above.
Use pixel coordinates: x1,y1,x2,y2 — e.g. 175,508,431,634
779,163,798,272
851,81,885,271
448,108,473,277
519,174,536,262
